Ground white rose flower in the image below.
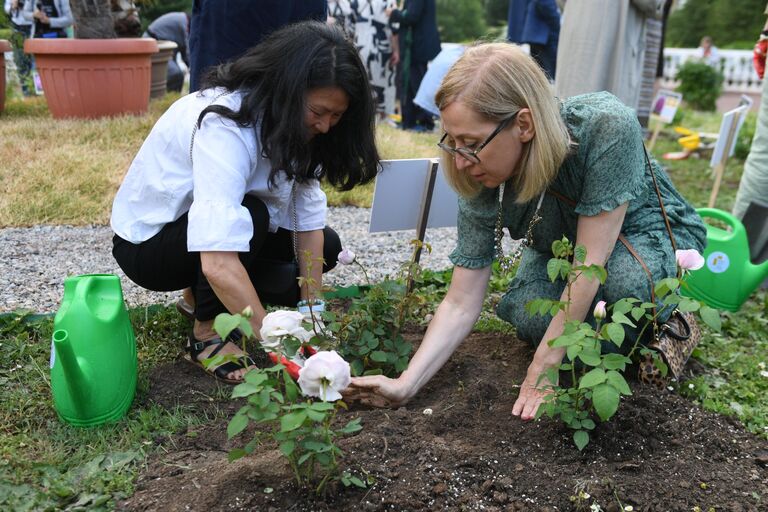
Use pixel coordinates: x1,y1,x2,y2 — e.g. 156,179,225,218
297,350,351,402
259,310,312,351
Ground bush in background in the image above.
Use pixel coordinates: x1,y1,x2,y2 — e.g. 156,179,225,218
437,0,487,42
676,60,724,111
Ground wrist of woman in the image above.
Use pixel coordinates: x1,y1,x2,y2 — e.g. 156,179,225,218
530,346,565,373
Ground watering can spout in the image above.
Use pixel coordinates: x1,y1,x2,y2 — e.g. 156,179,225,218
52,329,90,413
746,258,768,294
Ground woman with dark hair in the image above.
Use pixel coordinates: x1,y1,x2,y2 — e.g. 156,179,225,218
111,21,380,384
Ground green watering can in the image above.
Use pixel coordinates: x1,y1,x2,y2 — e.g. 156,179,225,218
51,274,137,426
682,208,768,312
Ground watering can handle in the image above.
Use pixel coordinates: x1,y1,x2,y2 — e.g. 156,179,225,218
696,208,740,231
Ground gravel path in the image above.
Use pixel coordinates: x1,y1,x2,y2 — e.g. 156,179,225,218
1,207,516,314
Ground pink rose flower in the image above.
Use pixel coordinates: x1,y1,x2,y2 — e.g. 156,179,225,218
675,249,705,271
338,249,356,265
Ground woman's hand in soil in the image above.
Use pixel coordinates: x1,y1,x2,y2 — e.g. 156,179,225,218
512,364,556,420
344,375,412,408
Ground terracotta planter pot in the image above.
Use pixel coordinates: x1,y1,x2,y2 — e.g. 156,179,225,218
24,38,158,119
1,39,12,114
149,40,178,99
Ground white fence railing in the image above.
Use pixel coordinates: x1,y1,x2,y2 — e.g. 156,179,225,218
660,48,762,93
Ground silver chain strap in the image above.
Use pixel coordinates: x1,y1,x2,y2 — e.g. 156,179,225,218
494,183,545,273
188,90,300,261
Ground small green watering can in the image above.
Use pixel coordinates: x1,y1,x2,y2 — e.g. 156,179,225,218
682,208,768,312
51,274,137,426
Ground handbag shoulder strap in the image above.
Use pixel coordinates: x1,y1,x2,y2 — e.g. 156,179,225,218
547,144,674,311
643,147,677,253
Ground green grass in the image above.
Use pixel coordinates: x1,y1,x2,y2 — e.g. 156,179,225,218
678,289,768,436
0,307,220,511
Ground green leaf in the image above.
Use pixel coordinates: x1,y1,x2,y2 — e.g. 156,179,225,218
297,452,313,465
581,419,596,430
306,409,326,422
280,411,308,432
610,312,635,327
566,344,582,361
282,337,301,358
280,440,295,457
547,259,560,282
350,359,364,376
231,382,260,399
677,298,700,312
213,313,242,340
577,348,601,367
574,244,587,263
630,307,645,322
605,323,625,346
605,370,632,396
573,430,589,451
339,418,363,434
228,448,247,462
244,371,268,386
227,413,249,439
302,440,332,452
592,383,620,421
579,368,607,389
370,350,388,362
602,353,631,371
284,373,300,402
238,317,254,339
699,306,722,332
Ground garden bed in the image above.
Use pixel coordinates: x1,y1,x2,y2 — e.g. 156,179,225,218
120,330,768,511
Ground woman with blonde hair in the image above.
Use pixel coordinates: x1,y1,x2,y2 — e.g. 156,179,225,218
348,42,705,420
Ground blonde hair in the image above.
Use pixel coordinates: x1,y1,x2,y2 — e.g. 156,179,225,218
435,43,571,201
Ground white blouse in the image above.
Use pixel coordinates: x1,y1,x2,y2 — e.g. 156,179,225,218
111,88,327,252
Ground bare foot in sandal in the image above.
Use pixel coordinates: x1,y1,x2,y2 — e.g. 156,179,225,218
187,319,258,383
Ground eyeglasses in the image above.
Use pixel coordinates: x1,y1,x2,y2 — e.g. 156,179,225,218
437,112,518,164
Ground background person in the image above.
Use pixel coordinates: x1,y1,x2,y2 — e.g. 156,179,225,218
733,4,768,221
555,0,663,112
347,43,705,419
111,22,380,384
327,0,399,122
144,11,190,92
695,35,721,68
4,0,33,95
506,0,560,80
188,0,327,92
387,0,441,132
23,0,72,38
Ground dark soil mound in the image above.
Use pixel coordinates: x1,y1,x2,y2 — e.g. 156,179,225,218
120,331,768,512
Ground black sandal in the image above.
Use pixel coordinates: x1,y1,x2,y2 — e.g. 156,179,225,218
184,332,256,384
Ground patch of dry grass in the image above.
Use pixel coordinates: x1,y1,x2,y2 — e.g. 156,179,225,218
0,95,178,227
0,96,438,225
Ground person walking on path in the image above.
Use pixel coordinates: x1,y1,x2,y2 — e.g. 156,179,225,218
4,0,33,95
144,11,190,93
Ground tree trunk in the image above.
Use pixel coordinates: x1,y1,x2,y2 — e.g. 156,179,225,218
70,0,117,39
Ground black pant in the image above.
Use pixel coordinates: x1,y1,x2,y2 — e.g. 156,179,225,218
112,195,341,320
401,60,435,130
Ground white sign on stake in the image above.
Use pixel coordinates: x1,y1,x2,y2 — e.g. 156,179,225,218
369,159,459,233
709,105,749,168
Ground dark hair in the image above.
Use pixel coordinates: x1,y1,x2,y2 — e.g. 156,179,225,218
199,21,380,190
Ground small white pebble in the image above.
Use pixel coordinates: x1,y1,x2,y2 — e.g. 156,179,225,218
688,383,695,389
423,408,433,415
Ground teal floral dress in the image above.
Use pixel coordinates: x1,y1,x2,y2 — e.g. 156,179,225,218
449,92,706,351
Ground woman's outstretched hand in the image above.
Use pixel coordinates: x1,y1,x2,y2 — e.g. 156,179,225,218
343,375,412,408
512,364,556,420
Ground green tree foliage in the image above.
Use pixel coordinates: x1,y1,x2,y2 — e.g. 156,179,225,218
484,0,508,27
667,0,765,49
437,0,487,43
